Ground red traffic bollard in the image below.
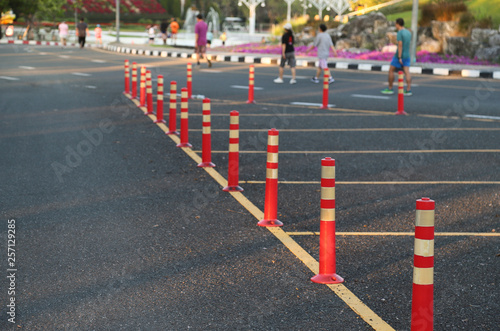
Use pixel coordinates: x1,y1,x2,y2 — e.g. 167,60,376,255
198,98,215,168
139,65,146,106
223,111,243,192
167,81,179,135
321,74,329,109
131,62,137,99
176,88,192,148
258,128,283,227
145,70,153,115
411,197,435,331
311,157,344,284
124,60,130,94
187,63,193,99
155,75,166,123
395,71,408,115
246,65,255,104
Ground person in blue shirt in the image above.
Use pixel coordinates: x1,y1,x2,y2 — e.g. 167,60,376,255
381,18,412,96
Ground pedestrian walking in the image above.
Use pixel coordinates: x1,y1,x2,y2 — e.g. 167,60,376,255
147,24,156,44
160,19,168,45
306,24,337,84
76,18,89,49
169,18,179,45
273,23,296,84
207,30,213,48
94,24,102,45
381,18,412,96
220,31,227,46
58,21,68,46
194,14,211,68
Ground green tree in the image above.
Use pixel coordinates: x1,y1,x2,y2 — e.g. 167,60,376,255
1,0,66,38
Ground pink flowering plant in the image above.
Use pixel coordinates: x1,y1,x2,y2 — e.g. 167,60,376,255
214,43,499,66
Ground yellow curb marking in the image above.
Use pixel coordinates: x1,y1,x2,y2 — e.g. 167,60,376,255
287,232,499,237
125,94,395,331
201,149,500,154
240,180,500,185
189,127,500,132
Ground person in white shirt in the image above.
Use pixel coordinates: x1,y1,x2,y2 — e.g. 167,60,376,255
306,24,338,84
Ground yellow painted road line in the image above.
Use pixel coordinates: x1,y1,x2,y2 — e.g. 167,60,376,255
189,127,500,132
189,113,378,117
240,180,500,185
125,94,395,331
203,149,500,154
287,232,500,237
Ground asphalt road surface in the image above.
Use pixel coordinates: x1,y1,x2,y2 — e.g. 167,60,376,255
1,44,499,330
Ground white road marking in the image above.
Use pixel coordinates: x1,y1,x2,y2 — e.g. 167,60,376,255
72,72,91,77
290,102,336,107
59,55,70,59
0,76,20,81
85,85,97,89
91,59,106,63
384,82,419,87
231,85,264,90
465,114,500,121
19,66,35,70
200,69,222,73
283,75,308,79
352,94,390,100
39,52,47,55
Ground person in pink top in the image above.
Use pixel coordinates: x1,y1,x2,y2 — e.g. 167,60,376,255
194,14,211,68
58,21,69,46
94,24,102,44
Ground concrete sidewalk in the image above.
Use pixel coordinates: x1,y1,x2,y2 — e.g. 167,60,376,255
104,41,500,79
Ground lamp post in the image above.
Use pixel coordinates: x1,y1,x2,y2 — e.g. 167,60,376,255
238,0,266,35
116,0,120,43
284,0,296,22
300,0,308,16
330,0,356,23
410,0,418,64
307,0,330,20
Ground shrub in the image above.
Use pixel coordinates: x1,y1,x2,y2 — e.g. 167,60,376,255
419,0,468,26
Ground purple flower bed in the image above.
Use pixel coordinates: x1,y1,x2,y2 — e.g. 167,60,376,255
215,43,499,66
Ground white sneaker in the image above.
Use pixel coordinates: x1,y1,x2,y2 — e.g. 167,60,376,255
289,79,297,84
273,78,284,83
328,77,335,84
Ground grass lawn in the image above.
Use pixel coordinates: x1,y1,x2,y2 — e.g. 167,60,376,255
382,0,498,27
466,0,500,26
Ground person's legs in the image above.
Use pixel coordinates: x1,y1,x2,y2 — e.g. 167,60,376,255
388,65,396,89
279,66,284,79
403,65,412,91
291,67,296,80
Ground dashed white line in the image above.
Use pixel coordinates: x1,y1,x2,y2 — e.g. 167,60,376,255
91,59,106,63
290,102,336,107
231,85,264,90
352,94,390,100
19,66,35,70
465,114,500,121
283,75,308,79
0,76,20,81
59,55,70,59
85,85,97,89
72,72,91,77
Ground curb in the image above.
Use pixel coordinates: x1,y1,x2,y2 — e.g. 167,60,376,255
103,44,500,80
2,39,498,79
